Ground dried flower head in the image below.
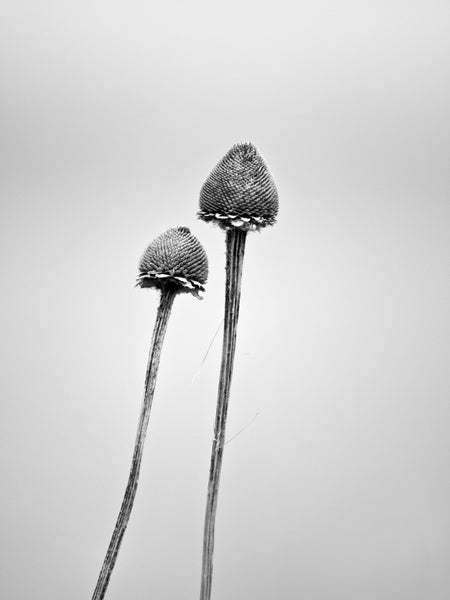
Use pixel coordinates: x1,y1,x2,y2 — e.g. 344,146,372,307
136,226,208,297
198,142,279,231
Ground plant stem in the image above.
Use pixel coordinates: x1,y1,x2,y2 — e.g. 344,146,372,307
200,228,247,600
92,287,176,600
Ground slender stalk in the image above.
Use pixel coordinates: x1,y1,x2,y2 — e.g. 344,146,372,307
92,287,176,600
200,228,247,600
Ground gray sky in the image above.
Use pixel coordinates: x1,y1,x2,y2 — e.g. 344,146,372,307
1,1,449,599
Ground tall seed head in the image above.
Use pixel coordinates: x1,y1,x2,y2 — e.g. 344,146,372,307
198,142,279,231
137,226,208,298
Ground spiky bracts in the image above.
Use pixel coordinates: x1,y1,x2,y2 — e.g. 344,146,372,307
198,142,279,231
137,226,208,298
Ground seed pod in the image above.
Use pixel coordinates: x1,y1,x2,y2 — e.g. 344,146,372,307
137,226,208,297
198,142,279,600
92,226,209,600
198,142,279,231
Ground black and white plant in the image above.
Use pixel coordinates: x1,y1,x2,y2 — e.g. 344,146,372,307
198,143,279,600
92,226,208,600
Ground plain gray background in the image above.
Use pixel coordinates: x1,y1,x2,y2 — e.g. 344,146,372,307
1,1,449,598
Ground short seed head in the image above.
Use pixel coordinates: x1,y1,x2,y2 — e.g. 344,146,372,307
137,226,208,298
198,142,279,231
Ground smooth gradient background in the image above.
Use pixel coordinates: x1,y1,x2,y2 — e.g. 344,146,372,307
1,1,449,598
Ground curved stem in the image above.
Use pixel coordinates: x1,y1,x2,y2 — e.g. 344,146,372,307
200,228,247,600
92,287,176,600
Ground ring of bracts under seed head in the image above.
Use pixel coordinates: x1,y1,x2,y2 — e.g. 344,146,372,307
136,226,208,299
198,142,279,232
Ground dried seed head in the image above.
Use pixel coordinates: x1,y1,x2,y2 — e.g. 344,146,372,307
198,142,279,231
137,226,208,298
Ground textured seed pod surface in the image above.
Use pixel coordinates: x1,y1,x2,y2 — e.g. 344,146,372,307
199,142,279,230
137,226,208,296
